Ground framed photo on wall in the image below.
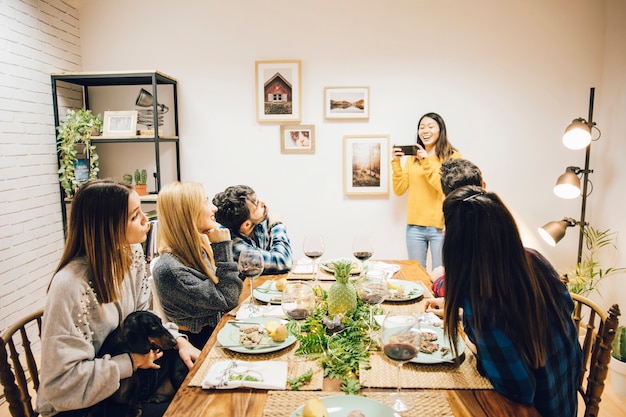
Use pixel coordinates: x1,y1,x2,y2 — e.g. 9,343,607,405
255,60,302,123
344,134,389,197
280,124,315,154
324,86,370,120
102,110,138,137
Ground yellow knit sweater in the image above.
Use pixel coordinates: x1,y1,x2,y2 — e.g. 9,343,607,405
392,151,461,228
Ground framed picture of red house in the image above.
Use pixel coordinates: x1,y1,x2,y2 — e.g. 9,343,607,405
255,60,302,123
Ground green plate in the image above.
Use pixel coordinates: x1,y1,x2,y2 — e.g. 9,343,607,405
319,258,362,275
216,317,295,354
253,281,283,304
384,279,424,302
410,324,465,364
290,395,394,417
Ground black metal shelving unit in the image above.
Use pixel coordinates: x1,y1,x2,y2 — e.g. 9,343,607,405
51,70,181,234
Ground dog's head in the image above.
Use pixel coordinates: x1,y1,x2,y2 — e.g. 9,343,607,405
122,311,178,354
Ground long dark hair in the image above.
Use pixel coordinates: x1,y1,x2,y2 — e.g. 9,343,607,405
442,185,572,368
50,179,133,303
417,112,457,162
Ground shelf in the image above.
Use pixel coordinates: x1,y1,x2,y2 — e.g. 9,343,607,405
91,135,179,143
50,70,177,86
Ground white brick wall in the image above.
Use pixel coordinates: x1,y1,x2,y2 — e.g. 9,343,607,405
0,0,81,331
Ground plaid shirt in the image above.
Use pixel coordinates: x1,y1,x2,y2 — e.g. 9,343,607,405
231,219,293,275
462,289,582,417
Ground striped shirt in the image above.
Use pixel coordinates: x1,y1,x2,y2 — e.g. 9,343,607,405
231,219,293,275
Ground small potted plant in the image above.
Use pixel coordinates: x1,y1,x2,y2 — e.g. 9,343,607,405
134,168,148,196
57,109,103,199
610,326,626,396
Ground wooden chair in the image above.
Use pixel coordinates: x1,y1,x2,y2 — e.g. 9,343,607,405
0,308,43,417
570,293,620,417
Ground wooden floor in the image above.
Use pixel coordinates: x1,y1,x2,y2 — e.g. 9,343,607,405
2,377,625,417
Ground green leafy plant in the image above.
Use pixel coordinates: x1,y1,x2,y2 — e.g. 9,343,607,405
134,168,147,185
56,109,102,198
613,326,626,362
565,226,626,296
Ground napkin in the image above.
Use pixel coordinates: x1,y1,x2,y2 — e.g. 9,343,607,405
291,258,314,274
374,312,443,327
202,360,288,390
235,304,286,320
369,261,401,277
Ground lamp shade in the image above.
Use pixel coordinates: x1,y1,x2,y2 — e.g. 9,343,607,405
553,167,581,199
563,118,591,150
538,218,577,246
135,88,169,112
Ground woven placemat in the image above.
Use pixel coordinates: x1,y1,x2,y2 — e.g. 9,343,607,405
262,390,453,417
360,351,492,389
189,341,324,390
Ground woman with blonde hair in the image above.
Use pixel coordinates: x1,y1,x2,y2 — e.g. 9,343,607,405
152,181,242,348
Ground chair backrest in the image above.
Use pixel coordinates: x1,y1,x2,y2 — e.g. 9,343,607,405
570,293,620,417
0,308,44,417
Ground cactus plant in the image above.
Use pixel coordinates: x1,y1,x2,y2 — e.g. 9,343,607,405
613,326,626,362
134,168,147,185
122,173,133,185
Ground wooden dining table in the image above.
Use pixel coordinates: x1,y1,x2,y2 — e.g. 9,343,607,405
163,260,541,417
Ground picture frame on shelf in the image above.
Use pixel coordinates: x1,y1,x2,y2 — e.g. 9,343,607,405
343,134,389,197
324,86,370,120
102,110,138,137
280,124,315,154
255,60,302,123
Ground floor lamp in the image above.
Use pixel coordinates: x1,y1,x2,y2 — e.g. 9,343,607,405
538,87,596,264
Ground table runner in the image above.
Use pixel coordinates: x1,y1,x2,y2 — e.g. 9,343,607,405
360,350,493,390
262,390,454,417
189,340,324,390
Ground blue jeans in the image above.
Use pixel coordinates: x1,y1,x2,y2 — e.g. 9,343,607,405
406,225,444,270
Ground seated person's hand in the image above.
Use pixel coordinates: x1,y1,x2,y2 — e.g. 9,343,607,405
429,266,445,283
175,337,200,369
267,212,283,228
130,349,164,370
424,298,445,318
205,227,231,243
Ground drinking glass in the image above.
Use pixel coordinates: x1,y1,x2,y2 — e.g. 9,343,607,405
381,312,421,412
238,248,264,314
357,269,388,327
352,235,374,272
303,234,324,285
281,281,316,362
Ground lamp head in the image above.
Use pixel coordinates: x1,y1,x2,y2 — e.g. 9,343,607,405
538,217,577,246
563,118,591,150
135,88,169,112
553,166,581,199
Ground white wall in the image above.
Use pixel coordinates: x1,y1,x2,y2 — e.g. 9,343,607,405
76,0,625,312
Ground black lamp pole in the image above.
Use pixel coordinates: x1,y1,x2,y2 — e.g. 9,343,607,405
577,87,594,264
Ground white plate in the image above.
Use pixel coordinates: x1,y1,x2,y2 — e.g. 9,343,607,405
290,395,394,417
216,317,296,354
253,281,283,304
319,258,362,275
384,279,424,302
410,324,465,364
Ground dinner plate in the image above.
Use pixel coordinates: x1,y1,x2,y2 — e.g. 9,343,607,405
410,324,465,365
319,258,362,275
253,281,283,304
384,279,424,302
216,317,296,354
290,395,394,417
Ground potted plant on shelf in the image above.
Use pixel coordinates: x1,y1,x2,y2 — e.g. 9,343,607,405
134,168,148,196
564,226,625,296
610,326,626,397
57,109,103,199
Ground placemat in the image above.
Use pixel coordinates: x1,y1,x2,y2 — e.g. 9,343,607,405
189,341,324,390
262,390,454,417
360,350,492,390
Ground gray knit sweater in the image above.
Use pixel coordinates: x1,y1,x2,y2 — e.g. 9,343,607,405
151,240,242,333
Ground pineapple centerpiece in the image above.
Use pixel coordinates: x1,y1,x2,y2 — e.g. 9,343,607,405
328,260,357,315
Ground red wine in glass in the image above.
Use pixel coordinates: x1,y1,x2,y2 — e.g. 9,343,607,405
383,343,419,362
304,251,323,260
353,251,373,262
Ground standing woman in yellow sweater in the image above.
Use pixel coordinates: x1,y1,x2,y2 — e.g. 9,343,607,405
392,112,461,270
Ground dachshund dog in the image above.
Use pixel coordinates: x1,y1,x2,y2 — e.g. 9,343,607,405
89,310,183,417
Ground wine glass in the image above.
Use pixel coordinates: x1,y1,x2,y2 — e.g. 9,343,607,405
357,269,388,327
352,235,374,272
381,312,421,412
303,234,325,285
238,248,264,314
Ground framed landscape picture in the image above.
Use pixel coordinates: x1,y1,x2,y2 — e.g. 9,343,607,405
324,86,370,120
255,60,302,123
280,124,315,154
102,110,138,137
343,134,389,196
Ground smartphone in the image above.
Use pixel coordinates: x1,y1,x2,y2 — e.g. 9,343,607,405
395,145,417,155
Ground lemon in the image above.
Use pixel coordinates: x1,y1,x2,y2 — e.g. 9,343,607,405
275,277,288,292
387,281,402,291
302,398,328,417
265,320,288,342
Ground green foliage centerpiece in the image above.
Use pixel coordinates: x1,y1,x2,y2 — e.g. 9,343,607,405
286,282,382,394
